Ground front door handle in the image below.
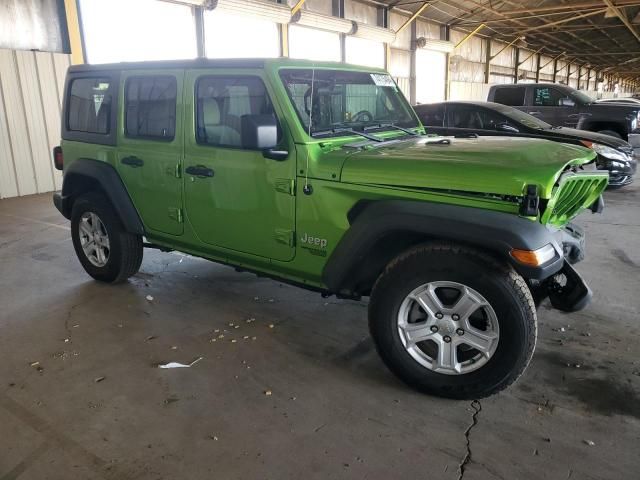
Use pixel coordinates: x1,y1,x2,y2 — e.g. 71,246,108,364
121,156,144,167
528,111,541,116
185,165,214,178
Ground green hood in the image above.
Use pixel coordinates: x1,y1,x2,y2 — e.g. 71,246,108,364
339,136,597,199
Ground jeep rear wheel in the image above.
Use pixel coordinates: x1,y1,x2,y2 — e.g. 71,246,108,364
71,193,143,284
368,243,536,399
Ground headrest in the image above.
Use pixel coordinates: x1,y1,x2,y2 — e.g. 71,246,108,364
202,98,220,124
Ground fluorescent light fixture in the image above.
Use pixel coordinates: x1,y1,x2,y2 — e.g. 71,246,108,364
416,38,456,53
291,10,355,34
158,0,216,7
211,0,291,24
352,22,396,44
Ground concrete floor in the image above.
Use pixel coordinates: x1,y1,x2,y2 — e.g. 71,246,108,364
0,187,639,480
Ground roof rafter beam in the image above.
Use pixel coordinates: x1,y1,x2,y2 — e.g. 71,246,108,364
602,0,640,44
484,0,640,16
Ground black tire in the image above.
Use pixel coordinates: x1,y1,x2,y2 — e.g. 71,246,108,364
597,129,622,139
368,243,537,399
71,192,143,284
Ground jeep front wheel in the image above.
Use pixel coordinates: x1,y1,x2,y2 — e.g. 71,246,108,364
71,193,143,283
368,243,536,399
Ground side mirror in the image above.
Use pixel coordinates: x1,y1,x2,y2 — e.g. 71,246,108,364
559,98,575,107
498,123,519,133
241,114,279,150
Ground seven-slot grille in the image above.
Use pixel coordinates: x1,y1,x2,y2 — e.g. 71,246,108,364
541,172,609,227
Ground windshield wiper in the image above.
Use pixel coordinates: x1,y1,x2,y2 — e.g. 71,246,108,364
311,127,383,142
363,122,419,136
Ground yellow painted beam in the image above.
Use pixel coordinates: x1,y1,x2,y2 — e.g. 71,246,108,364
280,23,289,57
518,46,544,66
291,0,307,15
395,2,430,35
454,23,485,49
64,0,84,64
490,36,523,60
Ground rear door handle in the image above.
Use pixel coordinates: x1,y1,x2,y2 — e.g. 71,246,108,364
185,165,214,178
121,156,144,167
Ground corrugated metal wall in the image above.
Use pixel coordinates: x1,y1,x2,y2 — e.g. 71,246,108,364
0,48,69,199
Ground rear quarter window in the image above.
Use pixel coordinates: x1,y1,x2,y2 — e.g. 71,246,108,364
62,72,120,146
67,78,112,134
492,87,526,107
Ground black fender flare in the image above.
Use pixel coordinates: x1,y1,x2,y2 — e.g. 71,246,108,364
322,200,564,295
55,158,144,235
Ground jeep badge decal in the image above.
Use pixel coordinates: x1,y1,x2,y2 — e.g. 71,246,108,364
300,233,327,248
300,233,328,257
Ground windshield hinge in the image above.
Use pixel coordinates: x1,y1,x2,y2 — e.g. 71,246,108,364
274,228,294,247
275,178,296,196
168,207,183,223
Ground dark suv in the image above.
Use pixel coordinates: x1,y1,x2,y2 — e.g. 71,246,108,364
488,83,640,148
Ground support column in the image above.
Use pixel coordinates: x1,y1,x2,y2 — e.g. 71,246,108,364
194,6,205,58
535,53,541,83
514,47,520,84
279,0,289,57
484,38,491,84
443,24,450,99
334,0,346,63
378,5,389,70
410,21,417,104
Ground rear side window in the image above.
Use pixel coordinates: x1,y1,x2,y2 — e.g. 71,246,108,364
125,76,177,140
67,78,112,134
415,104,445,127
195,76,277,148
493,87,526,106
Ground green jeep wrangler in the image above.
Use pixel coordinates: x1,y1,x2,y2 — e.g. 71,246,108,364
53,58,608,399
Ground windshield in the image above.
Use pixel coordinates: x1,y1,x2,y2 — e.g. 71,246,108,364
491,103,552,130
279,68,419,137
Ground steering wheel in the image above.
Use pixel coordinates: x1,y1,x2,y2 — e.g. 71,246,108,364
352,110,374,123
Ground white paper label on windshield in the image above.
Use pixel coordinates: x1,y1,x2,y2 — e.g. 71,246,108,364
370,73,395,87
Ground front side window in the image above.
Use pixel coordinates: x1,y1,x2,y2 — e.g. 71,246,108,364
279,69,419,137
67,77,112,134
196,76,277,148
415,104,445,127
449,107,513,131
534,87,567,107
125,76,177,140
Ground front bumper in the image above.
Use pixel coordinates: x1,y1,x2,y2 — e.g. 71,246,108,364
596,150,637,187
628,133,640,154
528,224,592,312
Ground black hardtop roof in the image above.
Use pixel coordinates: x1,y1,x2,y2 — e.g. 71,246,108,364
66,57,370,74
68,58,266,73
490,83,574,91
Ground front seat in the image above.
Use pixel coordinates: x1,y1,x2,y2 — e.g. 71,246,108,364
201,97,241,146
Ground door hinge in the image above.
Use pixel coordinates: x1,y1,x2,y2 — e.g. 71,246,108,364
175,163,182,178
274,228,294,247
168,207,183,223
275,178,295,196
